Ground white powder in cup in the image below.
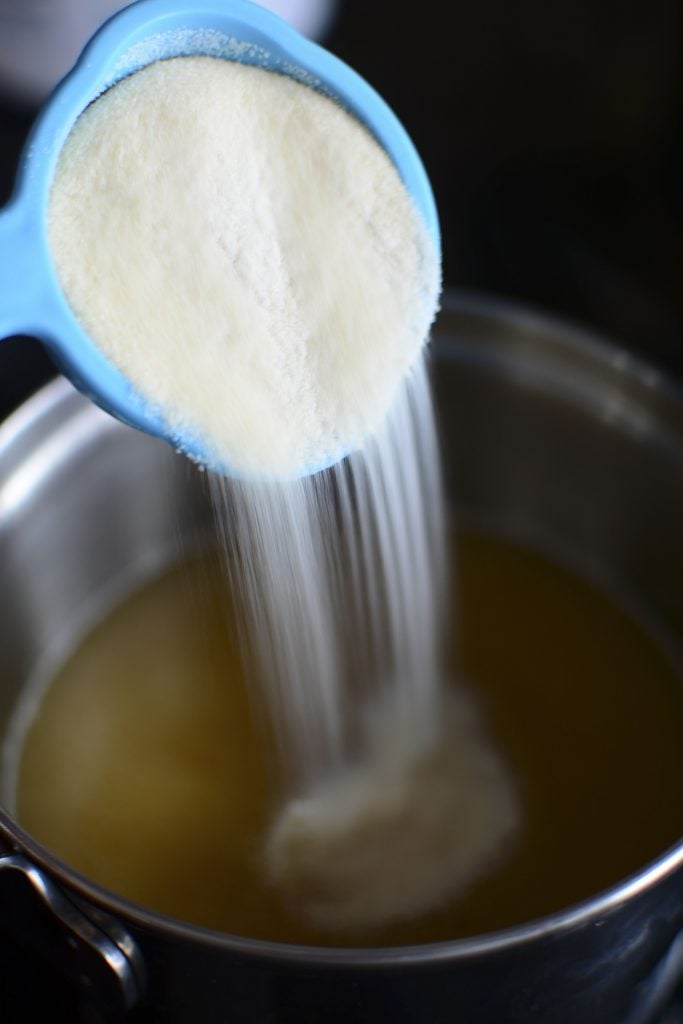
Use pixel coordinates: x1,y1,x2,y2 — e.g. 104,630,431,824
48,56,440,479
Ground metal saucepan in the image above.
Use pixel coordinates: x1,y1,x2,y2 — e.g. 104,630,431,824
1,291,682,1022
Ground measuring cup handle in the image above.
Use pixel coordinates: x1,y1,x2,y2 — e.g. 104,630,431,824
0,199,43,340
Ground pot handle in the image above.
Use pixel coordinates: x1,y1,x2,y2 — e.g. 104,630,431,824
0,852,142,1016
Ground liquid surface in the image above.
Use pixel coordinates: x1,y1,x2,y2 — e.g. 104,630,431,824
13,531,683,946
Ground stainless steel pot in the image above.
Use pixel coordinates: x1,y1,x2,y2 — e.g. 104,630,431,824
1,291,683,1023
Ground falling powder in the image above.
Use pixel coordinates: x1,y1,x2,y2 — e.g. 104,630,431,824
211,360,519,929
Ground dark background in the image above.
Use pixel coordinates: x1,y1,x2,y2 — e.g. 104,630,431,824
1,0,682,423
326,0,683,375
1,0,682,1019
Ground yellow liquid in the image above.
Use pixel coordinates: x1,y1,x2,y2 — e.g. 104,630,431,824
13,531,683,946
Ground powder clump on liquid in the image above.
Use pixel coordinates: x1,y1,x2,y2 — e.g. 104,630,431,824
48,56,440,478
266,692,519,931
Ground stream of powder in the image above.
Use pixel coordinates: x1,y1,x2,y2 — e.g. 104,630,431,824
210,356,519,931
210,356,446,787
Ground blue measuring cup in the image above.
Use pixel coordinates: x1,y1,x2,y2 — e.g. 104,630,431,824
0,0,439,472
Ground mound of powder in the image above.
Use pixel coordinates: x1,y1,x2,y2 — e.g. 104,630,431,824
265,691,520,931
48,56,440,478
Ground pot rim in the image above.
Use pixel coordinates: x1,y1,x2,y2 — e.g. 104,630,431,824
2,287,683,967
